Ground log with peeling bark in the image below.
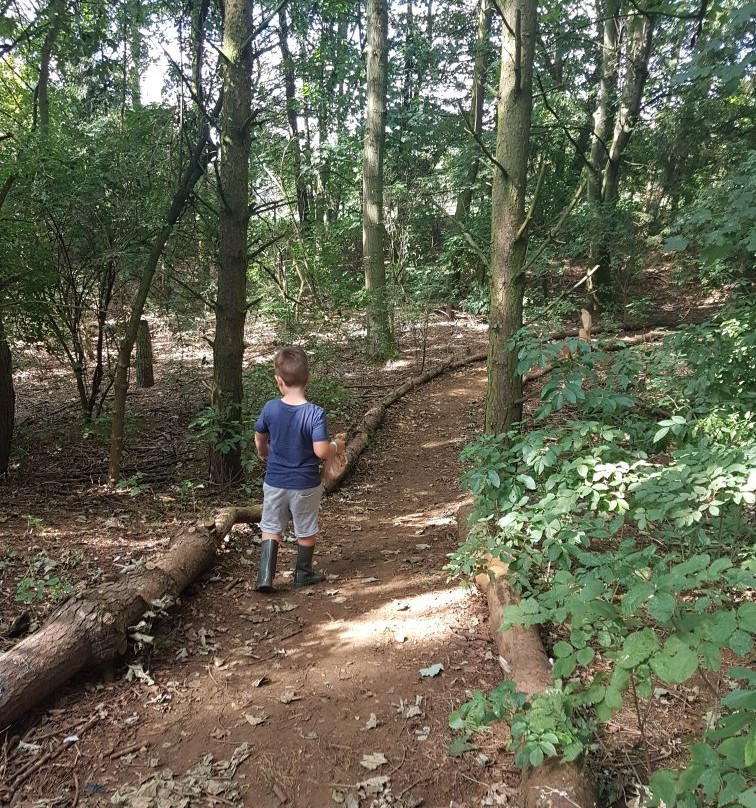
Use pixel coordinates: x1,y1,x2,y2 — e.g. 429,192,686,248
0,331,664,729
0,506,261,731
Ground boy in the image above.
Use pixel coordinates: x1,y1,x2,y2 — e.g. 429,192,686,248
253,346,345,592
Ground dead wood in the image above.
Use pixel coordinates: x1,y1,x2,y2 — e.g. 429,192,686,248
457,503,598,808
323,350,487,493
0,511,258,731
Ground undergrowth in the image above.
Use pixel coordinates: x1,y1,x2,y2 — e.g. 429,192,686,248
447,293,756,807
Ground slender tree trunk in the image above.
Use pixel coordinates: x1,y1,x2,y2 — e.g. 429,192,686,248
0,178,15,475
128,0,144,109
108,130,210,485
36,0,66,133
0,319,14,477
485,0,537,435
363,0,392,359
602,12,653,204
278,7,309,230
135,319,154,388
209,0,253,484
587,0,620,206
593,8,653,303
454,0,494,223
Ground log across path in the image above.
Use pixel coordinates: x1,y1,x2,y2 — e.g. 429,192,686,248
3,359,518,807
2,332,667,803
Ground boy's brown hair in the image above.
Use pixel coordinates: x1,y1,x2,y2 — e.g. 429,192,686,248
274,346,309,387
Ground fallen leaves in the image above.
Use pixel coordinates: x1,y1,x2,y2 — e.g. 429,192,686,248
360,752,388,770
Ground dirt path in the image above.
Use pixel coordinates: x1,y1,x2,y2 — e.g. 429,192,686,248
6,362,522,807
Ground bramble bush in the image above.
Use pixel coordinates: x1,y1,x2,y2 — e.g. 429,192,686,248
447,297,756,807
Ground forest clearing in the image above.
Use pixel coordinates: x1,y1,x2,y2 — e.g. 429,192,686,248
1,0,754,806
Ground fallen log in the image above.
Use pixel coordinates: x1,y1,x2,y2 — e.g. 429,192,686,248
0,507,261,731
324,350,487,493
0,328,663,729
457,503,598,808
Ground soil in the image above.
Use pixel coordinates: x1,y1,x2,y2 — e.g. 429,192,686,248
0,275,730,808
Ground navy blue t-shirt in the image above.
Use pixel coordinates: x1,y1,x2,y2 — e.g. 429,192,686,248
254,399,328,489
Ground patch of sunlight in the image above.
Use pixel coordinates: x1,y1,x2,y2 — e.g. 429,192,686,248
383,358,413,371
317,585,473,648
421,437,461,450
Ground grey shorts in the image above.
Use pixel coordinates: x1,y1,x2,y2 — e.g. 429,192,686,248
260,483,324,538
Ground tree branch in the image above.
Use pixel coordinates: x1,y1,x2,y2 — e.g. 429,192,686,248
523,177,587,272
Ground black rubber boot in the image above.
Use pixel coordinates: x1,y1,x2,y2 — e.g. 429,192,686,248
255,539,278,592
294,544,326,588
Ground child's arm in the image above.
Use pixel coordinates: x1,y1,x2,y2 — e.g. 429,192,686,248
313,436,345,460
255,431,270,459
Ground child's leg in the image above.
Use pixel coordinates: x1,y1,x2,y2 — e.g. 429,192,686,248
255,533,280,592
290,486,326,588
294,536,325,587
256,483,289,592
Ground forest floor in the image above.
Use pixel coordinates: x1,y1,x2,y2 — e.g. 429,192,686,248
0,265,728,808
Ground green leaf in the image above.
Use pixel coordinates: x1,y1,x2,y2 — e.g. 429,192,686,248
738,601,756,632
650,636,699,684
603,686,624,711
738,786,756,808
745,728,756,768
729,629,754,657
664,235,689,252
647,592,676,623
448,737,477,758
650,769,678,806
616,629,660,669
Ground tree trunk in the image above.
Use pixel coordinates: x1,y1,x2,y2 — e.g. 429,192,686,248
0,508,260,731
0,320,14,477
593,9,653,303
108,128,211,485
36,0,65,134
278,7,309,230
363,0,392,359
587,0,620,207
0,178,15,477
485,0,537,436
209,0,253,484
135,319,154,388
454,0,494,224
127,0,144,109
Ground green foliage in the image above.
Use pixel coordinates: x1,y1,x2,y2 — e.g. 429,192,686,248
15,552,74,603
189,405,255,457
450,301,756,800
115,471,152,497
649,669,756,808
664,153,756,283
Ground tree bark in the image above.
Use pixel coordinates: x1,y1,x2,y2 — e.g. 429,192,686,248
36,0,65,134
135,319,154,388
586,0,620,206
485,0,537,435
593,8,654,303
0,320,14,477
108,129,211,485
0,508,260,731
454,0,494,224
278,7,309,230
363,0,392,359
209,0,253,485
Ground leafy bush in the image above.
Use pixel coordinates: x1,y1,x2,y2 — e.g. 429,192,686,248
448,300,756,805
